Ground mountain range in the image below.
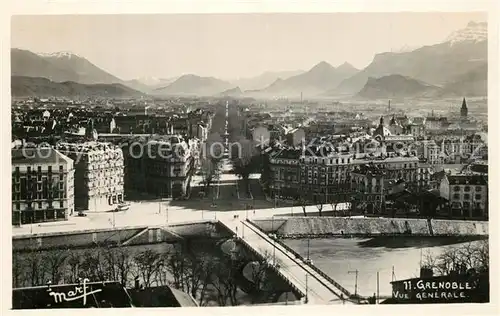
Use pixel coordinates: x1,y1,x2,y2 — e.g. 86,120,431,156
153,74,234,96
12,76,143,98
332,21,488,96
12,49,123,84
10,21,488,99
247,61,359,97
357,75,441,99
230,70,305,90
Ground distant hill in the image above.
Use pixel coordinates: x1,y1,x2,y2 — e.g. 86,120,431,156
219,86,243,97
122,79,154,93
356,75,441,99
231,70,304,90
332,22,488,95
252,61,359,97
12,49,124,84
154,74,234,96
124,77,178,92
12,76,144,98
440,63,487,97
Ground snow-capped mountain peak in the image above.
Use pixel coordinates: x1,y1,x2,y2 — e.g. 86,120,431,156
37,51,81,59
391,44,418,53
445,21,487,46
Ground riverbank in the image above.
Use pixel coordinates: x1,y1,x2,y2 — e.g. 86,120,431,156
252,217,488,237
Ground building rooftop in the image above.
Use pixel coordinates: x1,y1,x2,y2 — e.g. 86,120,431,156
56,142,120,153
12,148,72,165
446,174,488,186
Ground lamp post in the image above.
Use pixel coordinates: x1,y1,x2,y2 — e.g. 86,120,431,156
348,269,359,297
165,203,169,224
307,238,310,260
305,273,309,304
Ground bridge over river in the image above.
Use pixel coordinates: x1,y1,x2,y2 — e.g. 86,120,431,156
219,218,361,304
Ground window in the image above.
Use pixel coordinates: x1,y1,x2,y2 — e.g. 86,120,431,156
453,193,460,200
59,201,63,208
454,186,460,192
15,203,20,210
464,186,471,192
37,166,41,173
15,167,19,174
464,194,470,200
38,202,42,209
59,165,64,172
48,166,52,173
475,194,482,200
27,167,31,174
475,186,482,192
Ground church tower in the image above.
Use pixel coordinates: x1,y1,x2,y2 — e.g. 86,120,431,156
460,97,468,118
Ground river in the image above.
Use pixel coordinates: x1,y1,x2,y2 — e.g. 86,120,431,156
283,236,485,298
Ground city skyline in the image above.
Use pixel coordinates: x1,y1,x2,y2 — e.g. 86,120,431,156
11,12,486,80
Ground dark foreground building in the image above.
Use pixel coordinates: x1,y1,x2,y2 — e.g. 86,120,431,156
12,280,198,309
382,269,489,304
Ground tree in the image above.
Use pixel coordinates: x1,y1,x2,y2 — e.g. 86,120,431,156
422,240,489,276
102,246,134,287
66,252,81,283
79,248,108,281
231,137,259,194
200,157,219,190
26,249,47,286
210,256,241,306
296,190,312,217
296,195,308,217
12,252,24,288
330,194,341,217
247,250,275,302
133,249,161,288
44,248,70,285
314,194,324,217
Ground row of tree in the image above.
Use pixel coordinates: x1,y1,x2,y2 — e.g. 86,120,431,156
422,239,489,276
13,241,280,307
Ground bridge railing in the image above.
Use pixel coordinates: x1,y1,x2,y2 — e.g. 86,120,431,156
246,219,357,300
216,220,306,301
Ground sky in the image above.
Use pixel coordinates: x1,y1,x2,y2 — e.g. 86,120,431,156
11,13,487,80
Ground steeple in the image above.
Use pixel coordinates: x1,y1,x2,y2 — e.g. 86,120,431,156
461,97,468,118
379,116,384,126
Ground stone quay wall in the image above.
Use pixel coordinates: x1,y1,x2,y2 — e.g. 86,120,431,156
252,217,488,238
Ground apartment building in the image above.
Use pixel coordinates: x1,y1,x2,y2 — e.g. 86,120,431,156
350,164,388,214
267,144,428,204
12,148,75,225
56,142,124,212
439,173,488,218
268,147,302,200
122,135,194,199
